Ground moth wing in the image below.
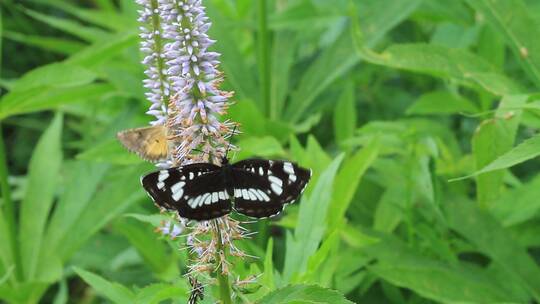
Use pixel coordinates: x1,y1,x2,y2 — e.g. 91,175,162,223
117,125,169,162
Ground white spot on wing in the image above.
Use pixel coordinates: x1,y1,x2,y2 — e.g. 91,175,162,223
259,167,264,176
204,193,213,205
247,189,257,201
242,189,250,200
212,192,219,203
271,183,283,195
269,176,283,187
218,191,226,200
189,172,194,180
290,174,297,182
158,170,169,182
235,189,242,198
283,162,295,175
258,190,271,202
251,189,263,201
157,181,165,190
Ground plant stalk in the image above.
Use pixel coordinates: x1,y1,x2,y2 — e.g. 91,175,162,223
258,0,271,118
213,220,232,304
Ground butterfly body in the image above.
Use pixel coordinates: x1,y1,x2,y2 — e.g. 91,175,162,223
141,157,311,220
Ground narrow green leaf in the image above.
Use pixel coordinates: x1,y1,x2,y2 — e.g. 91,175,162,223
334,80,357,144
9,63,97,93
261,238,275,292
30,0,132,31
0,83,114,120
56,165,147,259
74,267,135,304
270,31,296,120
19,113,63,280
328,140,380,230
67,31,138,69
22,7,109,42
205,5,259,102
471,134,540,178
3,31,84,55
52,280,67,304
446,199,540,301
257,284,353,304
283,154,344,281
407,90,479,115
466,0,540,86
44,161,109,253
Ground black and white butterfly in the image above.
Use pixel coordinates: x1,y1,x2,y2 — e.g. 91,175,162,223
141,157,311,221
187,276,204,304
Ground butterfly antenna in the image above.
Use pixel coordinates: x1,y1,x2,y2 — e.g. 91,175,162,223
225,124,238,159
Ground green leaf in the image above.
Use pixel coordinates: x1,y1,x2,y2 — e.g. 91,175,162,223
469,95,525,208
257,284,353,304
490,174,540,226
113,218,178,280
466,0,540,86
44,161,109,254
9,63,97,93
446,199,540,301
365,235,523,303
22,7,109,42
262,238,276,291
353,22,521,96
3,31,84,55
270,31,296,119
285,0,422,123
334,80,357,144
0,83,114,120
56,165,148,259
283,155,344,281
205,5,259,102
406,90,479,115
19,113,63,280
76,139,143,165
328,139,380,230
470,134,540,178
67,31,138,69
236,136,286,160
74,267,135,304
134,283,188,304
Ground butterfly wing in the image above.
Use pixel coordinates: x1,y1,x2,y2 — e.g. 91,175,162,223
141,163,232,221
117,125,169,162
230,159,311,218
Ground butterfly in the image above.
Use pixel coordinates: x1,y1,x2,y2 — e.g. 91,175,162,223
188,276,204,304
117,125,169,162
141,157,311,220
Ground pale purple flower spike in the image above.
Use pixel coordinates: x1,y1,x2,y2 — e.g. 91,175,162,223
136,0,170,126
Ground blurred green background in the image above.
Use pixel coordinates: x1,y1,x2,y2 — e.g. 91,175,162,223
1,0,540,303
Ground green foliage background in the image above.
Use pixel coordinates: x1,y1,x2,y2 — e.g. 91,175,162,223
1,0,540,303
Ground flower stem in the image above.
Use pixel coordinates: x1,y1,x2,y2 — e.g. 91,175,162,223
213,220,232,304
258,0,271,118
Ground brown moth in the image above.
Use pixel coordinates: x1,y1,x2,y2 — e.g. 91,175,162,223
116,125,169,162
